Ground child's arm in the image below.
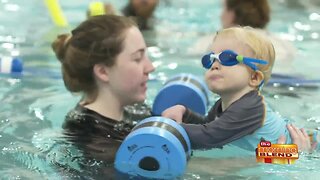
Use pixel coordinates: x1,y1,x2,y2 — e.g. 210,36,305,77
162,105,210,124
162,101,220,124
182,107,215,124
181,98,265,150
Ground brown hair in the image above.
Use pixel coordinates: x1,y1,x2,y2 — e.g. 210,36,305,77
122,0,159,30
225,0,270,29
52,15,136,98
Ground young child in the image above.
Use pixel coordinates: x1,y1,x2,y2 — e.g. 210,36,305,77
162,26,292,151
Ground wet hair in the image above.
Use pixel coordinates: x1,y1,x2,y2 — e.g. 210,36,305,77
225,0,270,29
123,1,137,17
214,27,275,84
52,15,136,98
122,4,148,30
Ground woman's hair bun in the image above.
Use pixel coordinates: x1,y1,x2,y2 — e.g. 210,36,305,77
51,34,71,62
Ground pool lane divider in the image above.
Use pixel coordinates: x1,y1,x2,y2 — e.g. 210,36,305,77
44,0,68,27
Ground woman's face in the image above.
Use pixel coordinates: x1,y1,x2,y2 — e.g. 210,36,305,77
106,26,155,106
220,0,235,28
131,0,159,18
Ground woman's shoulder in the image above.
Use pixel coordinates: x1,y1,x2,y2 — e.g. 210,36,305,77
61,104,131,167
62,104,131,139
63,104,95,130
64,104,118,126
123,102,152,123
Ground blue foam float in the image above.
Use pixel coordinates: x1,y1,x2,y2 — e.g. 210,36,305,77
152,73,209,116
115,116,191,179
0,57,23,74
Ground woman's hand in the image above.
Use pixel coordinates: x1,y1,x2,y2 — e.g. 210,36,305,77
277,124,318,153
161,105,186,123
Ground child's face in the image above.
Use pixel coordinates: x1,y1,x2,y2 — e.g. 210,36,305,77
107,26,155,105
205,35,253,95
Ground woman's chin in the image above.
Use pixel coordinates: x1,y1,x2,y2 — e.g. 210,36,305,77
135,94,146,103
123,95,146,106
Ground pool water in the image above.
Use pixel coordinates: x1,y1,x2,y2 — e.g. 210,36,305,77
0,0,320,179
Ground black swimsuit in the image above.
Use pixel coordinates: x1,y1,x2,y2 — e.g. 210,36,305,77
60,103,152,178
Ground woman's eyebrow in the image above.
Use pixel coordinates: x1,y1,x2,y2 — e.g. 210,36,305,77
131,48,145,56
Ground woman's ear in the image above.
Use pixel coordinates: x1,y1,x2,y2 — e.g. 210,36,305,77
93,64,109,82
249,71,264,88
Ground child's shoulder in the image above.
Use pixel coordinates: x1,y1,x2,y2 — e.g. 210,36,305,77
217,91,266,121
229,90,265,111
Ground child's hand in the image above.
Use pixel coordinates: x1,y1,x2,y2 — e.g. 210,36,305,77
161,105,186,123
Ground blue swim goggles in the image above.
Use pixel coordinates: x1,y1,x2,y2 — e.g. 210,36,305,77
201,50,268,71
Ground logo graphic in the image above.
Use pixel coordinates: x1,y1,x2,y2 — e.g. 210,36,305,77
256,140,299,164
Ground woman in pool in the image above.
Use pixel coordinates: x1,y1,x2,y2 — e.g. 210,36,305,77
52,15,154,177
122,0,159,30
87,0,159,30
51,15,314,178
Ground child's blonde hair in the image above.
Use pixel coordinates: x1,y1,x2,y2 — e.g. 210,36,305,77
213,26,275,84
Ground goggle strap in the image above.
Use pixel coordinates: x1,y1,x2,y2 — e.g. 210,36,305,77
243,57,268,65
243,61,258,71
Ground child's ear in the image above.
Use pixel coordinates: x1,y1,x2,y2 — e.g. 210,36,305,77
249,71,264,88
93,64,109,82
